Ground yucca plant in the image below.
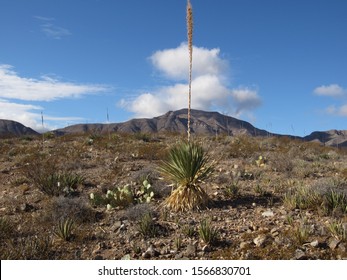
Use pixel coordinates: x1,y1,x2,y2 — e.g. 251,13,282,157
54,217,75,241
198,219,219,245
327,220,346,241
323,189,347,214
158,142,213,211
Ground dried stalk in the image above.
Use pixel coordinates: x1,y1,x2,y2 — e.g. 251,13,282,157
187,0,193,142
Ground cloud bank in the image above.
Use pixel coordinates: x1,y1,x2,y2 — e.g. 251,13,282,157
0,65,107,101
314,84,347,117
0,64,108,131
121,43,261,119
314,84,346,97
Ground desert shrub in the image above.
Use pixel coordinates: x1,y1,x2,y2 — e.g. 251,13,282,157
27,159,84,196
46,196,97,224
125,204,155,222
271,153,294,175
35,172,84,197
137,142,168,160
137,212,158,238
133,132,151,142
283,185,322,211
0,217,14,240
341,168,347,180
228,136,260,159
1,235,54,260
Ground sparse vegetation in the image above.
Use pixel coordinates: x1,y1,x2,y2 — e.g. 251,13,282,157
0,132,346,260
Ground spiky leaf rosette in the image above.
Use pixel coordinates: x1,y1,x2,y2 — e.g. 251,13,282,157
158,142,213,211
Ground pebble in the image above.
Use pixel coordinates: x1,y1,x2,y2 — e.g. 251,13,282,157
202,245,211,252
270,228,279,237
253,234,267,247
262,210,274,217
310,240,319,248
184,243,196,257
112,221,122,231
240,242,249,249
121,254,131,260
338,243,346,253
294,249,306,260
142,245,159,259
19,203,33,212
328,239,340,250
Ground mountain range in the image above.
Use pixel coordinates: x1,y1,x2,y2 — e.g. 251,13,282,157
0,119,39,138
1,109,346,147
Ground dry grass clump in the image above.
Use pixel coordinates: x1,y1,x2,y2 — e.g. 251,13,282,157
1,235,54,260
46,196,97,224
0,217,14,240
25,158,84,197
228,135,261,159
283,184,322,211
327,219,347,241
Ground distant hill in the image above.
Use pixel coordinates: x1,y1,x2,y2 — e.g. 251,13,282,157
53,109,272,137
304,130,347,148
0,119,39,138
1,111,346,148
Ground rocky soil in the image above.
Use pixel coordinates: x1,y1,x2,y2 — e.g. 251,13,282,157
0,133,346,260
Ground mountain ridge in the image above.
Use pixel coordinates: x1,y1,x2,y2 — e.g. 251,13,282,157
0,109,346,147
0,119,39,138
53,109,272,137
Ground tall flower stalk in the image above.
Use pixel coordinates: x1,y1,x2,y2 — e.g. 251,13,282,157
187,0,193,142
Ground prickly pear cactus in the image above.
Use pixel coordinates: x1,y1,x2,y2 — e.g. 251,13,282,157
136,179,155,203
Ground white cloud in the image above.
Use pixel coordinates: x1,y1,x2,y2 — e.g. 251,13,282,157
0,64,108,101
122,43,261,119
314,84,346,97
231,87,262,114
325,105,347,117
0,64,109,131
150,43,228,81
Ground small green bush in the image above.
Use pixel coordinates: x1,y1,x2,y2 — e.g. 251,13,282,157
54,218,75,241
323,189,347,215
198,219,219,245
137,213,158,238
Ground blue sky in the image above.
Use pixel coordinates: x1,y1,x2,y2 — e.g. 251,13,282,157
0,0,346,136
